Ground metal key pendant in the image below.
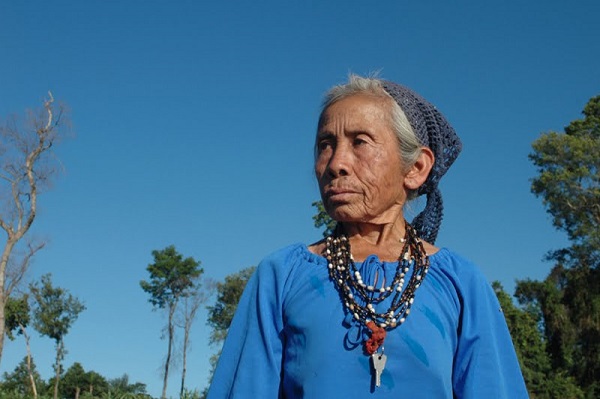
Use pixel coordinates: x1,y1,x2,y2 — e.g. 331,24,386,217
371,353,387,387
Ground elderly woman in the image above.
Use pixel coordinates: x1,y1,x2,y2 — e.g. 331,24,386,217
207,75,528,398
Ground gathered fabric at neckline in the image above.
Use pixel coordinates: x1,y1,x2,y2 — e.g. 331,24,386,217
299,243,448,269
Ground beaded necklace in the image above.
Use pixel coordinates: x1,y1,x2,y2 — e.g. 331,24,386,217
324,221,430,359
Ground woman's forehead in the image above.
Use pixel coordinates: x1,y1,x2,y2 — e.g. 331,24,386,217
318,94,392,127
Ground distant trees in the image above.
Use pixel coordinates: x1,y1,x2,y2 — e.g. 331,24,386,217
29,274,85,399
60,362,89,399
513,94,600,398
201,266,255,397
206,267,255,347
176,286,208,399
140,245,205,399
1,356,44,398
0,359,152,399
311,200,335,237
4,295,36,397
0,93,69,364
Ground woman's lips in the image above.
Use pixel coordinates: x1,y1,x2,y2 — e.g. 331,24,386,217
325,187,359,202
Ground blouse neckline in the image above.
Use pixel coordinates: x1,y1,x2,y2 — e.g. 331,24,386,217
298,243,450,267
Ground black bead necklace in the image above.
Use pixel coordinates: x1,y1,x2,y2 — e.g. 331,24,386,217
324,221,430,351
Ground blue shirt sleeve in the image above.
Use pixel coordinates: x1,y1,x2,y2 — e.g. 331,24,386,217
451,257,529,398
207,248,291,399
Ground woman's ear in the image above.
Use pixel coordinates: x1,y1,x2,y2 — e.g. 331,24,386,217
404,147,435,190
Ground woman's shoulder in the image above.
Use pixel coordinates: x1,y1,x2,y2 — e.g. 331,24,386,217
260,242,323,265
255,242,325,277
428,247,491,287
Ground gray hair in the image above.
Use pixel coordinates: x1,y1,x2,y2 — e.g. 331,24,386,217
318,74,423,199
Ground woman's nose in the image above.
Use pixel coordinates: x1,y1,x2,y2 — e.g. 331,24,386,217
327,145,351,177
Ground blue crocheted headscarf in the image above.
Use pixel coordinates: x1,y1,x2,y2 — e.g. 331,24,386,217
381,81,462,244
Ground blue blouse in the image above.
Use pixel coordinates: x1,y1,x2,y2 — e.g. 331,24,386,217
207,244,528,398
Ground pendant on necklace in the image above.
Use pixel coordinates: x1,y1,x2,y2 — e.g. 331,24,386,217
366,321,388,388
365,321,386,354
371,351,387,387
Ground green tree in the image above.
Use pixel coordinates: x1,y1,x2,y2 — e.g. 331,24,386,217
0,355,45,397
206,266,255,346
4,295,38,398
529,95,600,257
82,370,108,398
140,245,203,399
57,367,108,399
494,282,584,398
518,94,600,397
0,93,69,365
105,374,150,399
30,274,85,399
202,266,255,397
311,200,335,237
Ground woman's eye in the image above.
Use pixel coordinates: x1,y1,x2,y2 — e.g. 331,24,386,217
317,141,332,152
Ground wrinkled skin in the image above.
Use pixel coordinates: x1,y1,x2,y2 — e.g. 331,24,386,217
313,94,436,260
315,94,408,225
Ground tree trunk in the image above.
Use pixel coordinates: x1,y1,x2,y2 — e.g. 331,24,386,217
20,325,38,399
0,93,60,368
75,386,80,399
162,304,176,399
0,238,18,365
53,339,63,399
180,325,190,399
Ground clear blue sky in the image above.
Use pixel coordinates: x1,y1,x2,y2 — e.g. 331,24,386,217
1,0,599,397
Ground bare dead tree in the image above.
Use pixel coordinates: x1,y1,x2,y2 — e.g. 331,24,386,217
0,92,69,364
176,277,212,399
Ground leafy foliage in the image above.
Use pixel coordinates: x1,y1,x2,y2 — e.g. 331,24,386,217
206,266,255,346
311,201,335,237
0,93,69,363
515,94,600,398
29,274,85,399
140,245,203,310
4,295,30,340
0,356,45,397
106,374,149,397
140,245,203,399
201,266,255,397
59,362,111,399
494,282,584,398
29,274,86,344
529,95,600,262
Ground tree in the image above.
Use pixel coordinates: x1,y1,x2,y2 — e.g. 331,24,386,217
140,245,203,399
517,94,600,397
61,362,87,399
4,294,38,398
106,373,150,399
202,266,255,397
494,282,584,398
30,273,85,399
206,266,255,347
529,95,600,259
83,370,109,398
0,355,44,397
176,280,210,399
311,200,335,237
0,92,69,364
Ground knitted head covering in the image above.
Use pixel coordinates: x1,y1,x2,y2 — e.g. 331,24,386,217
381,81,462,244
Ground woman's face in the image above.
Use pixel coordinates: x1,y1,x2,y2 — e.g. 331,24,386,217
315,94,409,224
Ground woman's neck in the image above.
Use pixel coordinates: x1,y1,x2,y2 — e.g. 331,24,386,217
341,218,407,262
